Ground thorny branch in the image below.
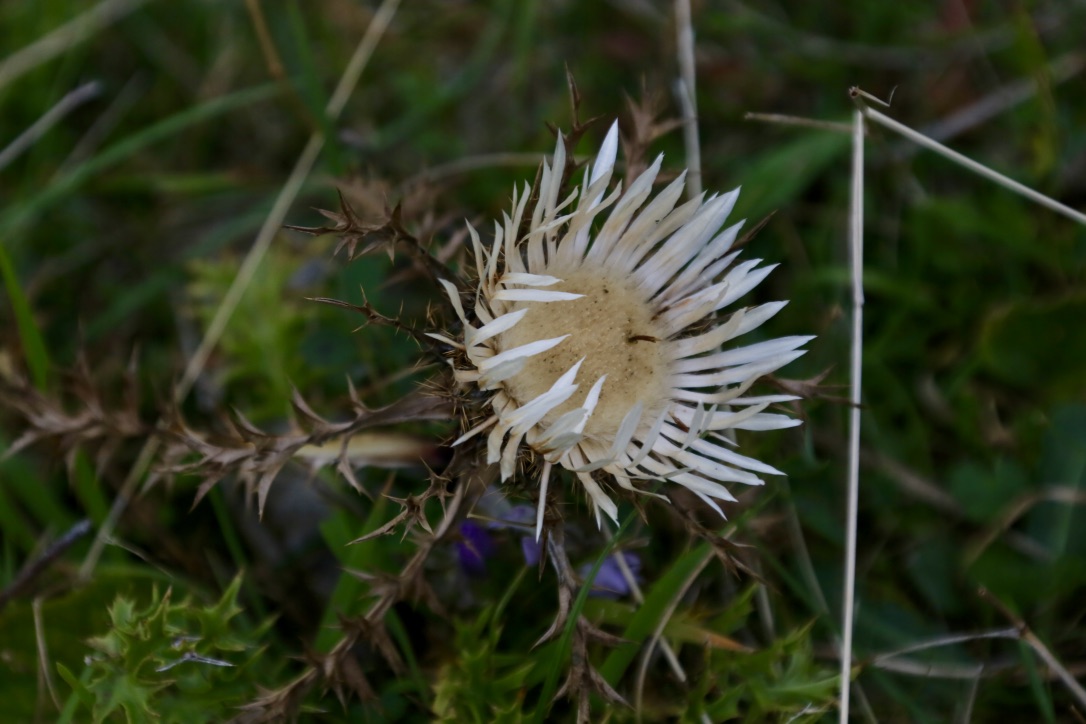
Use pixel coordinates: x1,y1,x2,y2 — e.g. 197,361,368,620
286,190,463,294
235,445,493,721
0,359,454,520
164,387,453,517
540,526,629,723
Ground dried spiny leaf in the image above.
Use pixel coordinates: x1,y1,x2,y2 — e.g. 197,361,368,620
770,367,850,406
348,489,436,545
578,618,626,648
335,447,368,498
735,209,777,251
285,188,396,260
345,562,443,617
231,407,272,441
327,652,376,708
290,387,330,426
554,626,630,721
0,363,148,464
534,532,576,648
622,83,684,179
338,616,406,677
308,293,433,346
668,495,762,582
236,681,312,722
289,192,460,298
546,66,603,155
297,636,378,710
163,388,452,517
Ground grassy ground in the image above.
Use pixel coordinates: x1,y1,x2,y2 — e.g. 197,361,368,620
2,0,1085,721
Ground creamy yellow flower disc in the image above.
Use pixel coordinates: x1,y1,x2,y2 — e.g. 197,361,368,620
433,123,812,539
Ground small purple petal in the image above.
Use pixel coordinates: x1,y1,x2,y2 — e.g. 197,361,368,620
581,552,642,599
456,521,495,576
520,535,542,567
494,504,535,530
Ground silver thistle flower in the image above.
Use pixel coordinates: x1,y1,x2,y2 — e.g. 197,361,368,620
432,123,812,539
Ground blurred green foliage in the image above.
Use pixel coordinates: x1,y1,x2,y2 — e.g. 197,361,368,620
57,575,276,722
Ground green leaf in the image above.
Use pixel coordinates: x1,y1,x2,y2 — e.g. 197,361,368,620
56,662,94,712
949,458,1030,524
0,240,50,389
978,294,1086,399
1028,404,1086,558
315,490,394,653
732,131,850,219
55,572,274,722
599,542,712,686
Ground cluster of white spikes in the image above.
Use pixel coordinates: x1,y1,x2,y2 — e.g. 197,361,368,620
430,122,811,540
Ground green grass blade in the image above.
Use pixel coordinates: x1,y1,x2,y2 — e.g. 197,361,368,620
1021,639,1056,723
0,476,36,553
0,437,74,532
0,240,50,390
283,0,344,176
599,542,712,686
71,451,110,525
0,83,279,233
314,490,392,653
386,607,430,704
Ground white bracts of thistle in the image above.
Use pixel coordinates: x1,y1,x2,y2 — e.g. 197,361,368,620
431,122,811,540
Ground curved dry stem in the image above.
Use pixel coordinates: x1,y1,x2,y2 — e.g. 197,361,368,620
965,487,1086,565
633,546,713,719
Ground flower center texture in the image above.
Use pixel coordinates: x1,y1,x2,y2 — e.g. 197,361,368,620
436,121,811,539
496,267,671,439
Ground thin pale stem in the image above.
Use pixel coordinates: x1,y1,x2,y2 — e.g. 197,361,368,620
609,540,682,680
862,105,1086,227
744,112,854,135
54,73,145,177
175,133,323,399
906,52,1084,156
1022,630,1086,710
958,668,983,724
984,586,1086,709
871,628,1019,665
34,597,61,711
0,81,102,171
78,435,157,579
839,106,865,724
674,0,701,199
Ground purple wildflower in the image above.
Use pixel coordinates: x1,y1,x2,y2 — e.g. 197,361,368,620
482,503,543,567
580,552,642,599
456,521,495,576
